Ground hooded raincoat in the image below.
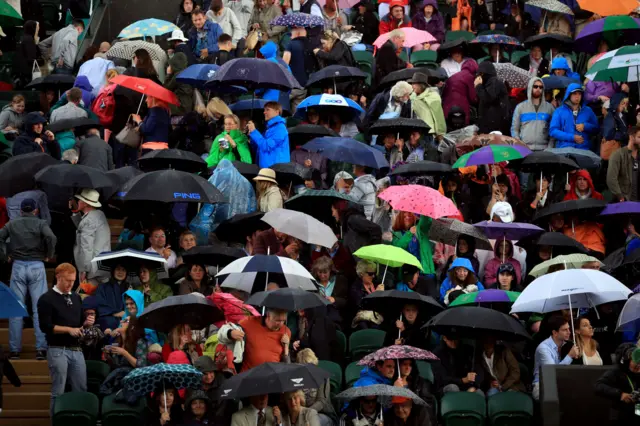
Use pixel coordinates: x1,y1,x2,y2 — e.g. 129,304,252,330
206,129,252,167
549,83,599,150
564,169,604,201
442,59,478,125
411,88,446,136
257,42,291,104
390,215,435,275
249,114,290,168
133,268,172,305
602,92,629,143
439,257,484,303
511,76,556,151
95,272,127,330
476,61,510,135
12,112,61,159
164,52,194,116
483,239,522,288
550,57,580,81
74,75,95,108
411,0,445,43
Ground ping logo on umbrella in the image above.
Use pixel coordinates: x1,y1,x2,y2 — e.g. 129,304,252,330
174,193,201,200
222,389,231,396
291,378,304,387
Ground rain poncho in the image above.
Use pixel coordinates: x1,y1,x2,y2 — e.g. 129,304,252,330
189,159,256,244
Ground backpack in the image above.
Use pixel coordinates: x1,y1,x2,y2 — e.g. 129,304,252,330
91,84,116,127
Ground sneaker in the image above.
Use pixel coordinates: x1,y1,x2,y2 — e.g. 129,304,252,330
9,352,19,360
36,350,46,361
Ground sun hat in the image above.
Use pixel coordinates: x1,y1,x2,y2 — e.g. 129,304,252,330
167,29,189,42
253,168,278,184
75,188,102,208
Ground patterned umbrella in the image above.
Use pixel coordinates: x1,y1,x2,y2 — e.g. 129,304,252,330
336,385,427,406
449,289,521,307
453,145,532,168
470,34,522,46
526,0,574,14
378,185,460,219
270,12,325,28
586,45,640,82
123,364,202,396
118,19,179,39
106,40,167,62
358,345,438,367
456,133,528,156
494,63,532,89
529,254,603,277
575,16,640,53
429,218,494,251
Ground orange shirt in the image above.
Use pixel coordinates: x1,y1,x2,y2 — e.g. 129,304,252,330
563,223,605,255
239,316,291,372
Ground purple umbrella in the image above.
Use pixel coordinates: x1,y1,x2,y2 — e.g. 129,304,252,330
575,16,640,53
600,202,640,217
473,221,544,240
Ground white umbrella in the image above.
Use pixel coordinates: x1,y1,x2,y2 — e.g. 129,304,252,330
261,208,337,249
91,248,167,276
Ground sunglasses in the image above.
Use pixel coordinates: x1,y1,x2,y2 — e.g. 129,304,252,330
533,85,543,89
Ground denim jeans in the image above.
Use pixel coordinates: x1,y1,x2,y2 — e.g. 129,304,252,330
47,347,87,415
486,387,501,398
9,260,48,352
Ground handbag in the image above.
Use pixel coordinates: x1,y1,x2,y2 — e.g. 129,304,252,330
31,61,41,81
115,115,141,148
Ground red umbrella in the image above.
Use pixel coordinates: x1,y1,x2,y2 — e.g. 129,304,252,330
378,185,460,219
111,75,180,106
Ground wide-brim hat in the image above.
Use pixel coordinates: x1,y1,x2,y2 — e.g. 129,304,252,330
167,29,189,42
407,72,429,85
75,188,102,208
253,168,278,184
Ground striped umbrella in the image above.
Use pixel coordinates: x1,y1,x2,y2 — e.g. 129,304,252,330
586,45,640,82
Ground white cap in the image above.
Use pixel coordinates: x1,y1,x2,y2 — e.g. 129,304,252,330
490,201,514,224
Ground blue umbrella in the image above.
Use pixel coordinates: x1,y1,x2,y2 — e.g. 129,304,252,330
294,94,364,121
176,64,219,88
302,137,388,169
118,19,179,39
230,99,290,114
0,282,28,318
541,75,581,90
204,58,301,92
270,12,325,28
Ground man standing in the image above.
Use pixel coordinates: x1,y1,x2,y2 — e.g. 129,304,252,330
39,19,85,74
607,126,640,202
0,199,56,360
75,126,114,172
247,102,290,168
511,77,555,152
188,8,223,63
350,165,377,220
50,88,88,123
549,83,599,150
409,72,446,141
374,29,409,87
72,189,111,285
37,263,90,415
145,226,177,279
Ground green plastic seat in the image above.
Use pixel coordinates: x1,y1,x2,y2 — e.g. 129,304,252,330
517,363,531,387
318,360,343,393
53,391,99,426
345,361,362,388
510,50,529,65
415,360,434,384
440,391,486,426
101,393,146,426
85,360,110,397
348,329,386,361
336,330,347,358
410,50,438,68
487,392,534,426
445,31,475,42
353,50,374,85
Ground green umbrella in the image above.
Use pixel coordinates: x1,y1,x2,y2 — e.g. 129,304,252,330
449,289,520,307
354,244,423,286
452,145,532,169
0,0,22,28
585,45,640,82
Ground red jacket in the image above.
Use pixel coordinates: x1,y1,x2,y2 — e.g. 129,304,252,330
563,170,604,201
379,7,412,34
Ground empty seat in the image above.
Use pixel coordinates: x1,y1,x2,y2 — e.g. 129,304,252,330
52,391,99,426
348,329,386,361
317,360,343,394
440,391,486,426
487,391,534,426
101,392,146,426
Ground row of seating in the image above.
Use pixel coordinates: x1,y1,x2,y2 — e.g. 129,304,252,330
441,391,534,426
53,391,145,426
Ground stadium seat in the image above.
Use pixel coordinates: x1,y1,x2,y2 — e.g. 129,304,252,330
410,50,439,69
353,50,374,85
345,361,362,388
318,360,343,394
415,360,434,384
445,31,475,42
86,360,110,397
336,330,347,358
510,50,529,65
101,392,146,426
487,391,534,426
52,391,99,426
440,391,486,426
348,329,386,361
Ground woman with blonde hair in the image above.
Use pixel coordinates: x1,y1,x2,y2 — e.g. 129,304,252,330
162,323,203,363
276,389,322,426
313,30,356,68
206,113,252,167
253,168,284,212
294,349,336,426
573,316,604,365
311,256,348,313
195,97,232,136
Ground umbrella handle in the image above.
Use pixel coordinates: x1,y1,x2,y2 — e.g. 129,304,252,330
136,94,146,116
398,313,403,340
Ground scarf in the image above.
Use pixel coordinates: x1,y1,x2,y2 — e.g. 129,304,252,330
529,56,542,75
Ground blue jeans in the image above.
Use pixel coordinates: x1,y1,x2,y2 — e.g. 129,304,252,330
9,260,48,352
47,347,87,416
486,387,501,397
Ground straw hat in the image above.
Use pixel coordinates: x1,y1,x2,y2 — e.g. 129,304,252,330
253,168,278,184
75,189,102,208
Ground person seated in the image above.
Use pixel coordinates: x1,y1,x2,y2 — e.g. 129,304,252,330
340,396,383,426
179,263,213,296
433,335,480,395
146,384,184,426
395,359,437,424
134,265,172,305
181,390,212,426
441,46,471,78
275,390,322,426
311,256,348,314
475,337,525,398
292,307,341,363
490,200,516,224
193,356,236,424
483,174,519,220
395,265,426,294
176,230,197,267
296,349,335,426
383,302,426,348
95,264,128,331
349,260,385,329
231,394,277,426
440,258,484,305
483,240,522,288
162,324,203,363
384,396,430,426
253,227,297,257
595,343,640,426
564,169,604,201
519,172,565,222
494,263,521,292
438,236,480,283
573,316,604,365
354,358,400,387
145,227,178,279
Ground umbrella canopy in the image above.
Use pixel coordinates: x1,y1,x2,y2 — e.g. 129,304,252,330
545,147,602,169
26,74,76,91
284,189,353,223
0,282,28,318
215,161,261,180
176,64,219,88
271,162,313,186
47,117,101,134
216,363,329,400
92,249,167,275
181,245,246,268
302,137,389,169
511,269,632,314
528,253,603,278
138,294,225,333
123,170,224,204
337,385,427,406
424,306,530,341
377,68,445,93
230,99,290,116
515,231,589,254
105,167,144,199
449,289,520,307
215,212,269,243
362,290,443,318
586,45,640,82
373,27,437,49
261,208,337,249
111,75,179,106
270,12,324,27
217,255,317,294
524,33,573,50
245,288,329,311
577,0,637,17
389,161,452,177
471,34,522,46
378,185,460,219
541,75,581,90
456,133,528,156
473,221,544,240
616,293,640,332
514,151,579,172
123,363,202,396
137,149,207,173
526,0,574,14
358,345,438,367
575,16,640,53
294,94,365,121
288,125,339,146
118,19,178,38
353,245,423,270
494,63,534,89
206,57,301,91
0,152,58,197
306,65,367,89
0,0,22,28
35,164,112,189
106,40,168,62
532,199,607,223
429,218,493,251
368,118,431,135
600,201,640,217
453,145,532,168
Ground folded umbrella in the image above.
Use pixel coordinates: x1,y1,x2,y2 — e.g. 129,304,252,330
261,208,337,249
118,18,179,38
123,170,224,204
453,145,532,168
47,117,101,134
137,149,207,174
541,75,581,90
545,147,601,169
288,125,339,146
358,345,438,367
424,306,530,341
294,94,364,121
123,363,202,397
361,290,443,319
389,161,452,177
473,221,544,240
176,64,219,88
0,282,28,318
0,152,58,197
429,218,493,251
515,231,589,255
528,253,603,278
245,288,329,311
378,185,460,218
302,137,389,169
205,57,301,92
373,27,436,49
215,212,268,244
368,118,431,136
306,65,367,90
449,289,521,307
111,74,180,107
138,294,225,333
182,245,246,268
532,199,607,223
92,249,167,275
35,164,113,190
616,293,640,332
270,12,325,27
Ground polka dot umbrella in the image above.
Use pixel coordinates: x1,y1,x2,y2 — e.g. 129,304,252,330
378,185,460,219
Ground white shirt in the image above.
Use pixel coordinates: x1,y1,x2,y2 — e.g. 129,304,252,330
53,286,72,296
145,246,177,279
483,352,496,379
300,0,323,18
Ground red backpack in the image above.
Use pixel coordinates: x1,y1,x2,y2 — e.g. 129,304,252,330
91,83,116,127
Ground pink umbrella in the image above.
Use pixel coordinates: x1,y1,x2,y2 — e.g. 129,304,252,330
373,27,437,49
378,185,460,218
316,0,360,9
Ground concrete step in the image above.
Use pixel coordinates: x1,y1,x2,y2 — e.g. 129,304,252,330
0,328,36,346
0,417,50,426
3,375,51,393
3,392,50,411
10,360,50,376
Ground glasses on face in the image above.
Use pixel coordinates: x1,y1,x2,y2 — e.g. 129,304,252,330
533,85,543,89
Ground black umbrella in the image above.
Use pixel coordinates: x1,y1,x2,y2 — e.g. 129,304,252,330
26,74,76,92
47,117,101,134
213,161,260,181
215,212,269,243
271,162,313,187
389,161,452,177
35,164,113,189
205,58,301,92
138,149,207,173
368,118,431,136
436,38,469,62
362,290,444,319
306,65,367,90
533,199,607,223
288,124,339,147
138,294,225,333
515,231,589,254
429,218,494,251
524,33,573,50
0,153,58,197
514,151,579,173
284,189,352,223
182,244,246,268
377,67,443,93
104,166,144,200
423,306,530,341
245,288,329,311
123,170,224,204
216,362,330,399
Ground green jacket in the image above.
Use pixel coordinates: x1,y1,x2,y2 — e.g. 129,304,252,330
133,270,173,305
411,89,446,136
206,129,252,168
390,216,435,275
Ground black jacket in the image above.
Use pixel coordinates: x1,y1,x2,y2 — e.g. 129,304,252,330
112,67,161,133
76,135,114,171
595,344,640,426
476,61,511,135
296,306,342,363
384,405,431,426
517,55,550,78
374,40,407,87
0,347,21,411
340,203,382,256
14,33,40,82
0,215,57,261
352,9,379,45
384,317,427,349
316,40,356,68
364,90,412,129
175,43,198,66
432,340,475,394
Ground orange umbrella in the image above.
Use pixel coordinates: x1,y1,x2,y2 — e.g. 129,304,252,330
111,74,180,106
577,0,637,17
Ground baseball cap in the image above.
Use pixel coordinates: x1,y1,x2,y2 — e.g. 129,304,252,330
20,198,37,213
490,201,514,224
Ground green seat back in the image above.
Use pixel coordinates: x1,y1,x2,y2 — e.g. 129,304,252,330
336,330,347,357
40,1,61,30
410,50,438,65
353,50,374,67
477,30,505,36
415,360,434,384
440,392,486,426
354,133,366,143
399,50,409,63
345,361,362,388
286,117,301,128
487,392,533,426
348,329,386,361
318,360,343,393
510,50,529,65
445,31,475,42
86,360,110,397
101,393,146,426
53,392,99,426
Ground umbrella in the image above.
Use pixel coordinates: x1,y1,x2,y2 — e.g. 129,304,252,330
545,147,602,169
216,255,317,294
470,34,522,46
123,170,224,204
354,244,423,284
35,164,113,189
515,231,589,254
284,189,353,223
138,294,225,333
216,362,329,400
176,64,220,88
377,68,445,93
424,306,530,341
288,125,339,146
111,74,179,107
118,19,178,38
47,117,101,134
306,65,367,90
541,75,581,90
362,290,443,319
105,167,144,199
449,289,521,307
230,99,290,116
494,63,533,89
358,345,438,367
577,0,637,17
271,162,313,187
524,33,573,51
453,145,532,168
378,185,460,218
214,161,261,180
429,218,494,251
368,118,431,136
473,221,544,240
123,363,202,397
92,249,167,275
182,245,246,268
270,12,325,27
137,149,207,173
316,0,360,8
528,253,603,278
600,201,640,217
0,0,22,28
373,28,437,49
389,161,452,177
26,74,76,92
106,40,168,62
0,152,58,197
0,282,28,318
205,57,301,92
526,0,574,14
575,16,640,53
294,94,365,121
616,293,640,332
262,208,337,249
532,199,607,223
586,45,640,82
302,137,389,169
214,212,269,243
456,133,528,156
245,288,329,311
514,151,579,172
336,385,427,406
